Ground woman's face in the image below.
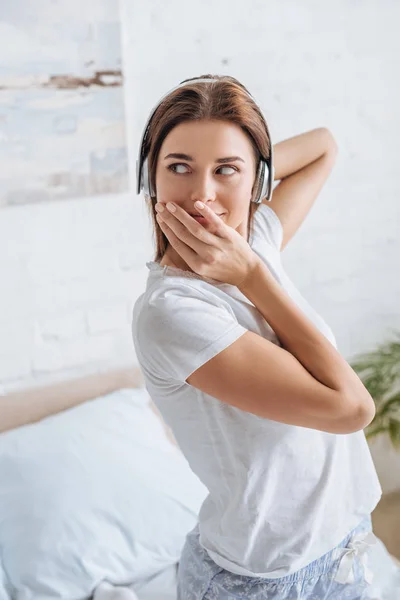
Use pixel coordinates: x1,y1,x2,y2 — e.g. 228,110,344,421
155,119,257,240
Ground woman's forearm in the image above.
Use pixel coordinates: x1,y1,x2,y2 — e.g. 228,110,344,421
273,127,338,181
239,261,376,426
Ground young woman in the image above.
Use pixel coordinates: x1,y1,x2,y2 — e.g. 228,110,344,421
132,74,382,599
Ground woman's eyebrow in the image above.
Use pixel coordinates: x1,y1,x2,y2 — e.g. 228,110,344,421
163,152,245,164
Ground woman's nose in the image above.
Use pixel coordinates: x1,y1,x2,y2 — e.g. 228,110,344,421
189,175,216,204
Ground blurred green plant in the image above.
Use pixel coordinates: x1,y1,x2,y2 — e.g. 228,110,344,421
350,331,400,450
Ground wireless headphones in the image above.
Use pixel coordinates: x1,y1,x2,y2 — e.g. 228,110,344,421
136,77,274,204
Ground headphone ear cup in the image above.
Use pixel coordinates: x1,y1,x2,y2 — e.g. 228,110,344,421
142,157,154,197
252,161,270,203
258,160,270,202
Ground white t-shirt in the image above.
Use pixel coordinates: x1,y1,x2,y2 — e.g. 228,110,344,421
131,203,382,578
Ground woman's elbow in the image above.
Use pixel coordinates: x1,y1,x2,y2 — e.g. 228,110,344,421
338,397,376,434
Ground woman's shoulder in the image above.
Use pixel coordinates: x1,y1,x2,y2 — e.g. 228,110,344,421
251,202,283,252
133,265,230,328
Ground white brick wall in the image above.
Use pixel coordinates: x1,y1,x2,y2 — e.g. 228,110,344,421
0,0,399,400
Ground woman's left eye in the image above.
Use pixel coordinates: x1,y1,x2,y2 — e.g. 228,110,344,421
218,166,237,175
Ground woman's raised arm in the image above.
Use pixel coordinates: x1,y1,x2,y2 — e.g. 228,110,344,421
268,127,338,251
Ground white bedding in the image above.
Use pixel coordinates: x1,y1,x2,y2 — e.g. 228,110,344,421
0,388,205,600
133,564,178,600
93,564,177,600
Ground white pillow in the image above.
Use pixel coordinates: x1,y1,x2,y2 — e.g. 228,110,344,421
0,556,11,600
0,388,207,600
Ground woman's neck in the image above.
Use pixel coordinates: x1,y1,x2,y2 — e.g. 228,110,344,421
159,247,194,273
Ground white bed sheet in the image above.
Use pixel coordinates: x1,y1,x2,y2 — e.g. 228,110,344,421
133,564,178,600
93,565,178,600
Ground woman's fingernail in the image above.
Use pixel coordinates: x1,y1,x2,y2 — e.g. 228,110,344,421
166,202,176,212
155,203,164,212
195,201,204,210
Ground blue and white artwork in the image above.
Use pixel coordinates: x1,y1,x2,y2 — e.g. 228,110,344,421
0,0,129,207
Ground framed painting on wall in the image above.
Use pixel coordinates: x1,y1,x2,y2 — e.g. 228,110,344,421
0,0,129,207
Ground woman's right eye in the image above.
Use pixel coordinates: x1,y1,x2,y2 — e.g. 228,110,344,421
168,163,188,174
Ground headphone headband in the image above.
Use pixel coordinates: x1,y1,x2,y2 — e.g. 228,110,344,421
136,77,274,203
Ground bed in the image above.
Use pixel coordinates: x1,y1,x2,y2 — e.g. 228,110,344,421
0,367,181,600
1,367,399,599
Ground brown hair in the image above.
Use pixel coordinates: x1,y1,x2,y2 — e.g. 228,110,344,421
141,74,272,262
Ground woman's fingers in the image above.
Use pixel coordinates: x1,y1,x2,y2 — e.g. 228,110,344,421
156,215,198,267
155,201,228,271
191,202,227,238
156,203,220,251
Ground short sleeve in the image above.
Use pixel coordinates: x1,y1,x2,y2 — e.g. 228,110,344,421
251,204,283,252
133,282,247,384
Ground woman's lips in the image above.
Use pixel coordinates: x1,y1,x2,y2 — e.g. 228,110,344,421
189,212,225,217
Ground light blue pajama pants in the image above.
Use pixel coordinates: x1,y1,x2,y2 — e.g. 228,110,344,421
177,515,378,599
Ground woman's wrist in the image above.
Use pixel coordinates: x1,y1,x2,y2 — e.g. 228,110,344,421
238,258,275,297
